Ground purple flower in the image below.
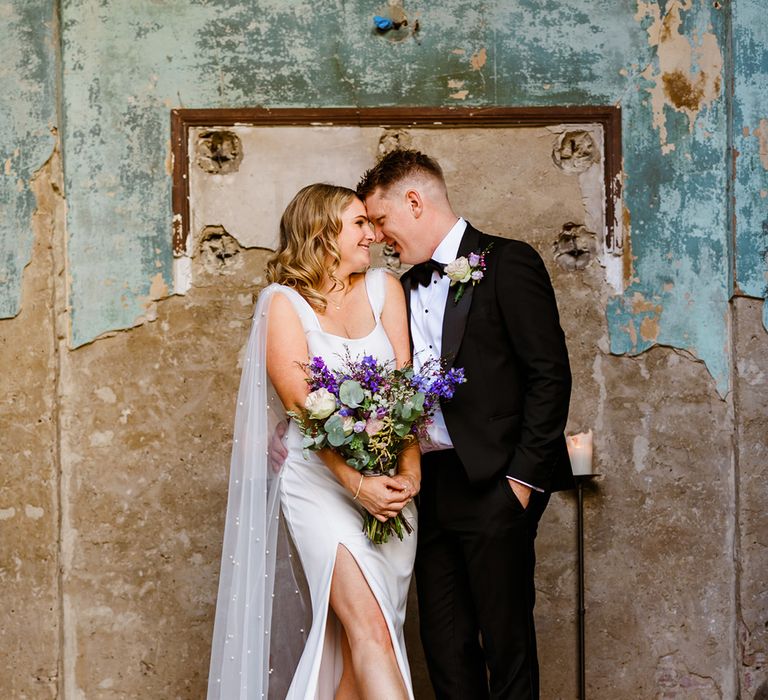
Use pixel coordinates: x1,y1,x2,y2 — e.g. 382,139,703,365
468,252,481,267
307,356,339,393
471,270,484,281
351,354,383,392
353,420,367,433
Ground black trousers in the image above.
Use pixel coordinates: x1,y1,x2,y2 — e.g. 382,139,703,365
415,449,549,700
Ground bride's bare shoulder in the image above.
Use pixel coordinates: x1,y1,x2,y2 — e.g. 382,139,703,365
263,286,304,324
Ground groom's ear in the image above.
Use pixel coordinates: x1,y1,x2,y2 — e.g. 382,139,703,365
404,188,424,219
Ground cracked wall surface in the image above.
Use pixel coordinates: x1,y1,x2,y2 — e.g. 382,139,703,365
0,145,63,698
734,297,768,697
56,248,273,698
608,0,731,395
46,0,762,394
1,1,767,698
60,0,646,346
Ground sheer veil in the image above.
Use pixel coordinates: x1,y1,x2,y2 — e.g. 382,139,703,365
207,285,311,699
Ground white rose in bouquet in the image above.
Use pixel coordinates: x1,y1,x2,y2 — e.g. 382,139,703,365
304,388,337,419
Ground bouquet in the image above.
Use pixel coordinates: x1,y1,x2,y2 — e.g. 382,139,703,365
289,352,465,544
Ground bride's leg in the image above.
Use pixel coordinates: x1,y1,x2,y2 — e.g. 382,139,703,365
330,545,409,700
335,628,362,700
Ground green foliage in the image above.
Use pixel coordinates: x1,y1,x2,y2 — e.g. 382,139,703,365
346,449,372,471
339,380,365,408
393,422,411,437
324,414,350,447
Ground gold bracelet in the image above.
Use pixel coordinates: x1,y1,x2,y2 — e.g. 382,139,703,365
353,474,365,501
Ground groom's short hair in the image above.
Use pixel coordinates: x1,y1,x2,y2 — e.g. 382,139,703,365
357,149,445,199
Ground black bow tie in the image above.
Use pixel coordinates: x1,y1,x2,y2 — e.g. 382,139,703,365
411,259,446,288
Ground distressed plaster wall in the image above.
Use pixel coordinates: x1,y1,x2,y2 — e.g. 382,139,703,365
56,246,273,698
0,0,58,318
0,145,64,696
47,0,764,396
186,125,591,254
733,0,768,328
733,297,768,698
607,0,731,394
1,1,767,698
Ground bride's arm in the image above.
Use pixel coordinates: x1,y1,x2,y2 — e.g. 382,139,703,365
266,292,409,520
380,273,421,498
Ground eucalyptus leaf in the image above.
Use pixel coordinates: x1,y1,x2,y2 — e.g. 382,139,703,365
394,422,410,437
353,450,371,467
324,414,347,447
339,380,365,408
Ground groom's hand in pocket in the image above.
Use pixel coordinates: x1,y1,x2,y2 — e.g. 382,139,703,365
508,479,531,509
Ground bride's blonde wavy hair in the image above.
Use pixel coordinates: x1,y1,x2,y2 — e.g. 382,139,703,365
266,183,359,312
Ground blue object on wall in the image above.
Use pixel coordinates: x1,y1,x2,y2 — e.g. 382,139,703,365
373,15,395,31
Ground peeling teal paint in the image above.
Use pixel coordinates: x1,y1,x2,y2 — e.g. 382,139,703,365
0,1,57,318
0,0,755,393
606,1,731,395
60,0,648,346
733,0,768,331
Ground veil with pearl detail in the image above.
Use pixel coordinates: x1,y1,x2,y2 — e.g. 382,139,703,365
207,285,311,699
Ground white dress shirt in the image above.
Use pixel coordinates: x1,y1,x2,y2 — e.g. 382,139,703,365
410,218,467,452
410,218,541,492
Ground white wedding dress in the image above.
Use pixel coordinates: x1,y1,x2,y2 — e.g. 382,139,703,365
207,268,417,699
277,268,417,699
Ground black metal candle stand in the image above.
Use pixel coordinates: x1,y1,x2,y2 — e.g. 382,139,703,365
574,473,600,700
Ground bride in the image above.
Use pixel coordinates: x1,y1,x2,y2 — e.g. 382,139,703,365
207,183,420,699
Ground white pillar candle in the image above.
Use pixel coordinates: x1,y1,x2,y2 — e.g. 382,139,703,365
566,429,594,475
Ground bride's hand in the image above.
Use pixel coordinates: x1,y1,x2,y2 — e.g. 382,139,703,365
355,475,411,522
392,473,419,500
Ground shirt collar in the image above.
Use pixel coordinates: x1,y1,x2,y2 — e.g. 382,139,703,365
431,217,467,264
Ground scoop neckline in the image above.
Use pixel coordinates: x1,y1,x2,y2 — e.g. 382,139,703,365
306,270,381,341
314,320,381,342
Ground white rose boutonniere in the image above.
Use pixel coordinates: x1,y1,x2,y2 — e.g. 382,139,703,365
445,243,493,302
445,257,472,284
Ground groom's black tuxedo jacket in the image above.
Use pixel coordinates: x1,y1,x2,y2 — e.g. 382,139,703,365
402,223,574,493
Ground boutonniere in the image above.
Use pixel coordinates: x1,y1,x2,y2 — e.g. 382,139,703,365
445,244,493,303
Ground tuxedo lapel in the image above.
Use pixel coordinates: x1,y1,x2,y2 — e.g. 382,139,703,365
441,224,481,369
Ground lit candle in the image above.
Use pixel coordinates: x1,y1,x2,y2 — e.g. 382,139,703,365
566,429,594,475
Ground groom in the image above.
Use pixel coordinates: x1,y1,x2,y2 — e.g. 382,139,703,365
358,149,573,700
